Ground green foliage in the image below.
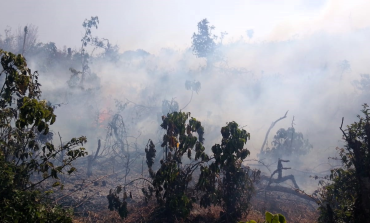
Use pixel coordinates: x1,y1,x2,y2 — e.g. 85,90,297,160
198,121,259,222
318,104,370,222
107,186,128,219
185,80,201,93
142,112,208,220
317,167,356,222
0,155,73,223
0,49,87,222
191,19,217,58
259,127,312,162
240,211,287,223
110,113,258,222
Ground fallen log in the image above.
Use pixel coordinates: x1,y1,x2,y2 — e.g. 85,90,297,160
262,185,319,203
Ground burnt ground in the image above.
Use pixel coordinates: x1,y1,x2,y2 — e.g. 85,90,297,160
42,156,319,223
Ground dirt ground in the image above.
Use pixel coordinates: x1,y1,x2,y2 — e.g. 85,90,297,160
46,156,318,223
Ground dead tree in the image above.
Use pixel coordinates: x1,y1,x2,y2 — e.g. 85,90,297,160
267,159,299,189
22,26,27,55
87,139,101,177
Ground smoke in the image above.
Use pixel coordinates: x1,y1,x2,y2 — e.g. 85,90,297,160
1,0,370,192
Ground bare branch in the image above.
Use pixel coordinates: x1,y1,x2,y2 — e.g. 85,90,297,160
260,110,289,153
339,117,348,140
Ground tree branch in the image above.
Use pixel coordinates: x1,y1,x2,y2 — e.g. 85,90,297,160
340,117,348,140
263,185,319,203
260,110,289,153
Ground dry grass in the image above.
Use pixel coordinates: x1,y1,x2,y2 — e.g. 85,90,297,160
73,193,318,223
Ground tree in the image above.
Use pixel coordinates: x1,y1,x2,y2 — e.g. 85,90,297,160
259,127,312,163
198,121,259,222
0,25,38,55
142,112,209,220
317,104,370,222
191,19,217,59
0,49,87,222
107,112,209,220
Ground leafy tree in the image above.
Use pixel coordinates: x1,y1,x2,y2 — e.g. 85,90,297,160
259,127,312,163
69,16,105,88
185,80,201,93
107,112,208,220
191,19,217,59
317,104,370,222
198,121,259,222
142,112,209,220
0,49,87,222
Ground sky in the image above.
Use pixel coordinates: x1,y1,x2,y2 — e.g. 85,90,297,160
2,0,367,53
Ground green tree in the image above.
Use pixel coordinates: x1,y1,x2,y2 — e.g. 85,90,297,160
259,127,312,163
107,112,209,221
317,104,370,222
191,18,217,59
0,49,87,222
142,112,209,220
198,121,259,222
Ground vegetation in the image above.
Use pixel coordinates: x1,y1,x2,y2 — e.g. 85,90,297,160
240,211,287,223
191,18,217,59
259,127,312,163
191,18,227,68
198,121,259,222
0,49,87,222
1,14,369,223
106,112,261,222
317,104,370,222
143,112,208,220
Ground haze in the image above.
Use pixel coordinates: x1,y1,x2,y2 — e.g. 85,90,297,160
1,0,370,191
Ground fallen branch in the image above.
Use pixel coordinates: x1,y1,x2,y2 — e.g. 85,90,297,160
264,185,319,203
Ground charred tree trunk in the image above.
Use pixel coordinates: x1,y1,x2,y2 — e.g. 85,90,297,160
87,155,93,177
87,139,101,177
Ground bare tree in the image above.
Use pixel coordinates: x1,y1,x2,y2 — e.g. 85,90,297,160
16,24,38,55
